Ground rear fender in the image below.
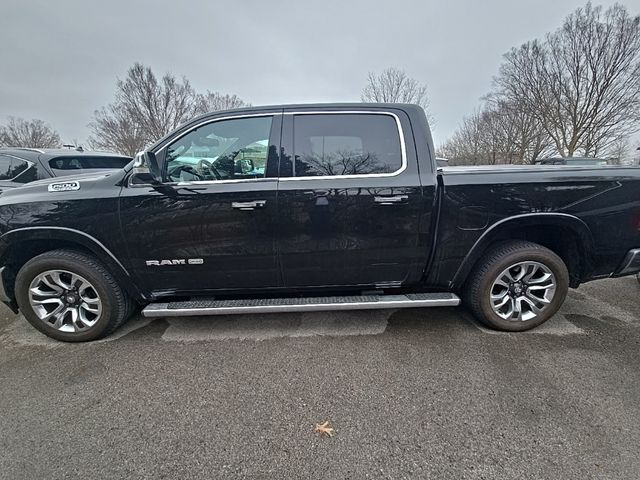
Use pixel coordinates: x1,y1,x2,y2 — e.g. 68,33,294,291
450,213,595,289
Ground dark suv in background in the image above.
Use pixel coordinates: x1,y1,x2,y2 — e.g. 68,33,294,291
0,148,131,192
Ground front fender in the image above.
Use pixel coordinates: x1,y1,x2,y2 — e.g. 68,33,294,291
0,226,147,303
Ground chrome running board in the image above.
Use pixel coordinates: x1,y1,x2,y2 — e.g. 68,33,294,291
142,293,461,317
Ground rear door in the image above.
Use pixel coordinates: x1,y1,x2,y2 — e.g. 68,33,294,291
276,107,432,288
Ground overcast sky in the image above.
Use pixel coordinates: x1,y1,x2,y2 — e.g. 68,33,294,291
1,0,638,147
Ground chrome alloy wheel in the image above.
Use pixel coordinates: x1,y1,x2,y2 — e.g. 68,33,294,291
490,261,557,322
28,270,102,333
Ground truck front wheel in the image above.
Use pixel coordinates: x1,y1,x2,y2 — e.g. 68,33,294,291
465,241,569,331
15,249,132,342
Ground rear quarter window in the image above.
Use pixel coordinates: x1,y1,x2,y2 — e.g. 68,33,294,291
49,156,131,175
0,154,37,183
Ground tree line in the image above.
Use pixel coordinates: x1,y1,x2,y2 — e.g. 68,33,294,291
0,63,250,155
1,2,638,163
0,63,430,156
440,2,640,165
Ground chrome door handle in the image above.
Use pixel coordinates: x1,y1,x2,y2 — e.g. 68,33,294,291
303,189,330,198
231,200,267,210
374,195,408,205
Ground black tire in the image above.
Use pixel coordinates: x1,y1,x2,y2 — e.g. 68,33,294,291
15,249,132,342
465,241,569,331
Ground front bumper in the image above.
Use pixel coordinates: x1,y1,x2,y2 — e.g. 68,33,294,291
613,248,640,277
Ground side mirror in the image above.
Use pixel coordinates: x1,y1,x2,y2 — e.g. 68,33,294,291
131,151,161,184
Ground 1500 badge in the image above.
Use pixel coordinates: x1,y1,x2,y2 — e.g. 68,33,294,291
48,181,80,192
146,259,204,266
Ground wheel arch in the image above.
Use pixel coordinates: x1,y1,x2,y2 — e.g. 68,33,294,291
451,213,595,290
0,227,146,307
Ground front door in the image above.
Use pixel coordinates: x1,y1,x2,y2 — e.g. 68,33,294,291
276,109,430,289
119,113,283,296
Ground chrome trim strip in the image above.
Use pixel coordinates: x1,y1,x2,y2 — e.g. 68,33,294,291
616,248,640,276
128,176,278,189
176,177,277,187
0,227,130,277
145,110,407,187
141,294,461,317
280,110,407,181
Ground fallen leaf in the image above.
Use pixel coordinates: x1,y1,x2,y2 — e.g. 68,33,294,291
314,420,335,437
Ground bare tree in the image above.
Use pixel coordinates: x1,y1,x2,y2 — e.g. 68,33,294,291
89,63,199,155
196,92,248,113
494,3,640,157
0,117,60,148
607,136,631,165
439,99,551,166
484,96,552,164
361,67,433,122
88,106,148,157
89,63,249,156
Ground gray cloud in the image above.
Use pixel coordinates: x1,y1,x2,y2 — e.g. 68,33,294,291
0,0,634,147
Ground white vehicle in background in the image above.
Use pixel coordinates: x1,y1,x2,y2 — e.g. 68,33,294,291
534,157,608,166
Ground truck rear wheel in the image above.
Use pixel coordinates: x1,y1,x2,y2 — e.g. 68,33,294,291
15,249,132,342
465,241,569,331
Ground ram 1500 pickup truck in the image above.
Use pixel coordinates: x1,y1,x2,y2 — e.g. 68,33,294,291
0,103,639,342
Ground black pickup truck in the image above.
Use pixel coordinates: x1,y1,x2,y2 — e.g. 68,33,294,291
0,103,639,341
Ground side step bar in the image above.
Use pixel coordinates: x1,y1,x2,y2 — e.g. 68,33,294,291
142,293,461,318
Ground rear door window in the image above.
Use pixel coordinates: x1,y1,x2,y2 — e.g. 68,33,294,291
291,113,404,177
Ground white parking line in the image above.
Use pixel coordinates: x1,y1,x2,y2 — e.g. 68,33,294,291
0,316,152,348
0,318,62,348
464,312,585,335
565,289,638,324
161,310,391,342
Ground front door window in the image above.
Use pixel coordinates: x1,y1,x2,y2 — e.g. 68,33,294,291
164,116,273,183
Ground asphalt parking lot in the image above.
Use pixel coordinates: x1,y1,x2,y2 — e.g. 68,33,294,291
1,277,639,479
